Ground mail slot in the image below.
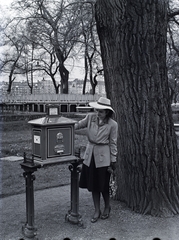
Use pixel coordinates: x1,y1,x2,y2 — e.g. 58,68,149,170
28,105,77,164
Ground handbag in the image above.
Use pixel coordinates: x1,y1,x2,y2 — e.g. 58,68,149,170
109,171,117,199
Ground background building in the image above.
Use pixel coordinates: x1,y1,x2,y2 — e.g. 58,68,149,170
0,78,106,96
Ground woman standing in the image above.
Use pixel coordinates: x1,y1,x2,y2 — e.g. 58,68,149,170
75,97,118,223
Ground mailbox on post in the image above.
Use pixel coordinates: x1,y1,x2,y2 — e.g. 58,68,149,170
21,104,84,231
28,104,77,165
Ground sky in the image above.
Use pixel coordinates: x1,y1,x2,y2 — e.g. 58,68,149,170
0,0,13,5
0,0,13,9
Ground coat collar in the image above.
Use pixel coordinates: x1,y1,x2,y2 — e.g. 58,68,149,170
91,113,109,125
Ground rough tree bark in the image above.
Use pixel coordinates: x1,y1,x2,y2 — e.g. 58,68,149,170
95,0,179,216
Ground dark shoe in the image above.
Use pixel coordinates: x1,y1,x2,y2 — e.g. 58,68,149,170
91,211,101,223
101,206,111,220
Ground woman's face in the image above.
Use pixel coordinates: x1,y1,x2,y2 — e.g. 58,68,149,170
96,109,107,120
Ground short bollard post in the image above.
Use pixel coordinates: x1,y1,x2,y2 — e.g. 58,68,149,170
65,149,83,226
20,153,41,238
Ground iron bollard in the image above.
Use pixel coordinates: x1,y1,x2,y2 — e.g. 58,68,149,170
20,153,41,238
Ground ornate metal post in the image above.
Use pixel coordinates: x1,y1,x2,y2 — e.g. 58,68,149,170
65,149,83,226
20,153,41,238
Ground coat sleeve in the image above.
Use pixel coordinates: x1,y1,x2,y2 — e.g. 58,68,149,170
74,114,89,130
109,121,118,163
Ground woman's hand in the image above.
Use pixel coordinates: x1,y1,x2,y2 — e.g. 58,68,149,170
107,166,113,174
111,162,117,171
107,162,117,174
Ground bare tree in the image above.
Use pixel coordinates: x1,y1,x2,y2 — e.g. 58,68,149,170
0,24,25,93
78,1,102,94
95,0,179,217
167,46,179,103
11,0,82,93
19,19,61,94
1,0,103,95
38,47,60,94
167,2,179,103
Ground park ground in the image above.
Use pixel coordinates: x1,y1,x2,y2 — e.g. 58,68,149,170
1,181,179,240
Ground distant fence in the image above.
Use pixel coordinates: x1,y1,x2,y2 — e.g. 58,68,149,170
0,93,102,103
0,93,103,114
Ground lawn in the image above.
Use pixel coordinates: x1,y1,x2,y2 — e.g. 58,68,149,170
1,113,178,198
0,117,87,198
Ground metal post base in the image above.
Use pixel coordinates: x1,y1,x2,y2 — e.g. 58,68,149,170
65,210,83,226
22,224,38,239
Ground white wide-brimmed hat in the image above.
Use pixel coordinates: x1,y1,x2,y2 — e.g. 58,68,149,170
89,97,115,113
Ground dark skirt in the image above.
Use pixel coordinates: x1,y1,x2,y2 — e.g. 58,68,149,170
79,154,111,192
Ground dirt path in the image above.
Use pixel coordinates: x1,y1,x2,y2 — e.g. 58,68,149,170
1,185,179,240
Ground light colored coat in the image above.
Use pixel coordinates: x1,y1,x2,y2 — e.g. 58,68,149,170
75,113,118,168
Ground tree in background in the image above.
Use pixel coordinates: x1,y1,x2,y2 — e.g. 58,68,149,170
10,0,82,94
167,47,179,103
95,0,179,217
78,1,102,95
22,19,61,94
1,0,103,95
37,48,61,94
168,0,179,103
0,22,26,93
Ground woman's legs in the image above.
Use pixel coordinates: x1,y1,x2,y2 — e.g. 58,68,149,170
92,191,101,218
102,190,111,215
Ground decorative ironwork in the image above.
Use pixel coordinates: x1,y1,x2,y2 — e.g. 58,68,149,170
65,150,83,226
20,152,41,238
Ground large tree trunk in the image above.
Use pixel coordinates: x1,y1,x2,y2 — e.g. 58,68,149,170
95,0,179,216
